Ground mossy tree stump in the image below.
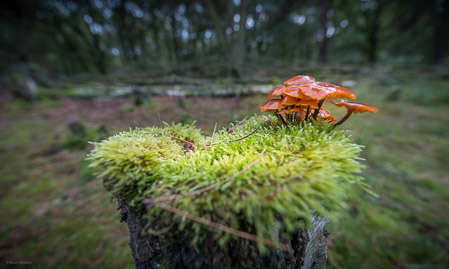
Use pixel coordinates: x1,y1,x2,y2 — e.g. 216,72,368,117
88,116,367,269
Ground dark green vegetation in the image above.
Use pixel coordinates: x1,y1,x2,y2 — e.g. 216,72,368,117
1,0,448,75
1,68,448,268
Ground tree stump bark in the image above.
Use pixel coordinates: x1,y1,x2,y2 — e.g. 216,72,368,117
118,200,330,269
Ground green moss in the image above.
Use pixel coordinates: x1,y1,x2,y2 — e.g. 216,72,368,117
88,115,367,248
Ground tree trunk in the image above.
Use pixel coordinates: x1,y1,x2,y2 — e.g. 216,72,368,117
118,199,329,269
318,0,330,64
432,0,449,64
366,1,383,64
236,0,248,65
204,0,240,78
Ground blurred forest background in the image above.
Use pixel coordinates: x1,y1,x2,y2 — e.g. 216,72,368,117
0,0,448,268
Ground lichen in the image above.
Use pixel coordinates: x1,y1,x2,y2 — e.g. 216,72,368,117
87,115,367,250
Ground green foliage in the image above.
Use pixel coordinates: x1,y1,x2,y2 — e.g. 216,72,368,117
121,104,134,113
65,125,108,150
88,115,367,248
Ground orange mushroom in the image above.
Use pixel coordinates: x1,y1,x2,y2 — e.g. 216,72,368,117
283,75,316,85
316,82,356,100
294,99,319,109
282,85,312,100
260,75,374,127
316,108,336,122
324,115,337,122
331,100,378,127
298,82,356,100
260,99,285,112
282,95,300,106
295,110,307,121
297,84,332,101
289,106,304,112
268,85,288,98
260,99,288,125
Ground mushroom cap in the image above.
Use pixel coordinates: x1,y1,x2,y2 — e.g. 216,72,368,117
299,82,357,100
268,85,287,98
294,99,320,109
282,95,300,106
290,106,304,112
284,75,316,85
276,109,291,114
331,100,379,114
323,115,337,122
260,99,285,112
298,84,332,100
315,82,356,100
278,106,306,114
282,85,312,100
295,110,306,121
318,108,331,118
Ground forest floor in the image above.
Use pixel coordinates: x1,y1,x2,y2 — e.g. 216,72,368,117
0,68,448,268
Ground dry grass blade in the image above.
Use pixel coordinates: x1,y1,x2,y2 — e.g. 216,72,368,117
206,122,218,146
145,153,266,203
227,117,247,134
261,129,280,136
229,129,258,142
153,202,293,252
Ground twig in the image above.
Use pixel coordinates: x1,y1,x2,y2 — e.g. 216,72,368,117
227,117,247,134
260,129,280,136
163,134,198,147
145,153,266,203
152,202,293,252
144,132,206,150
229,129,258,143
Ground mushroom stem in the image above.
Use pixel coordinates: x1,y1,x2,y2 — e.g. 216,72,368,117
312,99,325,120
279,114,288,125
274,112,288,126
304,106,311,121
334,110,353,128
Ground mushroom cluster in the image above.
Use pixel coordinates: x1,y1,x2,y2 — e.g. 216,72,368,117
260,75,378,127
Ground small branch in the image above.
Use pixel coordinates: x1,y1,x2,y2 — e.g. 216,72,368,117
152,202,293,252
261,129,280,136
145,153,266,203
229,129,258,142
163,134,198,147
233,125,249,138
228,117,247,134
145,132,206,150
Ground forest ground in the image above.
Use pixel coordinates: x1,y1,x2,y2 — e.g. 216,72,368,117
0,67,448,268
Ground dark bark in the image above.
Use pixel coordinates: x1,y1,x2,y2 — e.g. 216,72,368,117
236,0,248,65
366,1,383,64
318,0,331,64
118,199,329,269
432,0,449,64
204,0,240,78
